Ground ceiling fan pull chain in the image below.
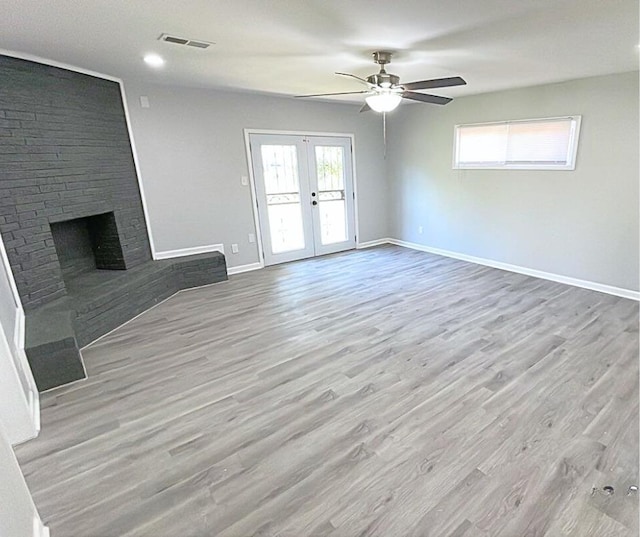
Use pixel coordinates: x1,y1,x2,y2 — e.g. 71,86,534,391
383,111,387,159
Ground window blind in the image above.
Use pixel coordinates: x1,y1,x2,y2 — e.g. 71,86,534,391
454,116,581,170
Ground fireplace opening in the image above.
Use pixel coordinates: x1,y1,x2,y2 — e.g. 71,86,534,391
50,212,126,285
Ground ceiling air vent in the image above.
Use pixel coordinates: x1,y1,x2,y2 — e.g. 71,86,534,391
159,34,214,49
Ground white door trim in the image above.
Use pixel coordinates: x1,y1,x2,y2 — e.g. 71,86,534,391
243,129,359,267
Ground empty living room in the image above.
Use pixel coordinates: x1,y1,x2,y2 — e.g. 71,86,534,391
0,1,638,536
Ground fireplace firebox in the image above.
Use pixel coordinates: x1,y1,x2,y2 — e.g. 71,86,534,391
50,212,126,285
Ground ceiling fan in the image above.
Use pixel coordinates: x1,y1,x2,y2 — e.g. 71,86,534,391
296,51,466,113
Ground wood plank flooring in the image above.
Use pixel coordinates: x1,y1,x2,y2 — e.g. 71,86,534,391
15,245,639,536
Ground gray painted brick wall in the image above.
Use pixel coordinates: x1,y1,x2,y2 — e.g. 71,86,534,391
0,55,151,309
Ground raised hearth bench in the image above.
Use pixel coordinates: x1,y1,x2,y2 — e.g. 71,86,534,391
25,252,227,391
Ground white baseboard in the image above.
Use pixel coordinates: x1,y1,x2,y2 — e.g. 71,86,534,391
5,306,40,444
356,238,392,249
227,262,264,275
23,347,40,438
33,515,49,537
14,309,24,352
386,238,639,301
154,244,225,260
238,237,638,300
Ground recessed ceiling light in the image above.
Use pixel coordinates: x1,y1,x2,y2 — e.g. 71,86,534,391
144,54,165,68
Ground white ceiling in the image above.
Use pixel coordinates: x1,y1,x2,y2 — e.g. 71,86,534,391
0,0,638,103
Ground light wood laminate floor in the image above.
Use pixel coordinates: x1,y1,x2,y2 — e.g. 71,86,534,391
16,246,639,536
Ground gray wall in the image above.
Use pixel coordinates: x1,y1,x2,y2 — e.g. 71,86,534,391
123,82,389,268
387,72,639,291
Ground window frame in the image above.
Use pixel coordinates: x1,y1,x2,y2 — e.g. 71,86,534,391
452,115,582,171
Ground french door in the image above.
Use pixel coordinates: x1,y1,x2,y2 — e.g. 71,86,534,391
249,133,356,265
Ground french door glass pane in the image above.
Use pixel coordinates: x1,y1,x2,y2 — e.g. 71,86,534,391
315,146,347,245
261,145,305,253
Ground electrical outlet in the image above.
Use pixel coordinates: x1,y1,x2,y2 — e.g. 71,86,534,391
248,233,255,243
241,175,249,186
140,96,150,108
231,243,239,254
418,226,423,234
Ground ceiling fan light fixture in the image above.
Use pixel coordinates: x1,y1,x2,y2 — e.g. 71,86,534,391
365,92,402,113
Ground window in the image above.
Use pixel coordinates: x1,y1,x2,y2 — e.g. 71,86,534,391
453,116,581,170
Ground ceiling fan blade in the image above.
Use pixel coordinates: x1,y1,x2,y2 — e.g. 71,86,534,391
335,72,374,87
402,91,453,105
402,76,466,91
295,90,371,98
359,102,371,113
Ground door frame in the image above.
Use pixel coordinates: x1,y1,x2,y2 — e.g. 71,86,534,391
243,129,360,268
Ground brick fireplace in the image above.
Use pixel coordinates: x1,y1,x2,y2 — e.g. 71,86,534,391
0,55,227,391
